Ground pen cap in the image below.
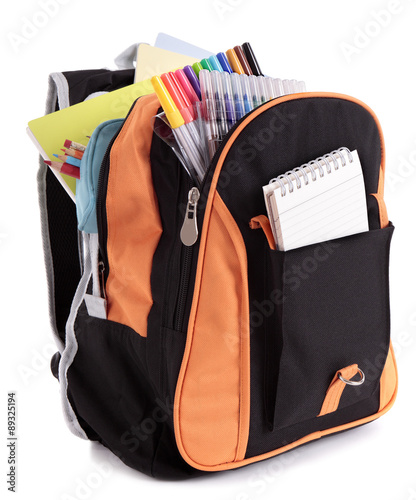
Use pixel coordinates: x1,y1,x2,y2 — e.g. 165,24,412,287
151,76,184,129
183,65,201,99
192,61,204,78
226,49,244,74
282,79,291,95
249,74,260,106
174,69,200,104
208,55,223,72
242,42,263,76
221,72,236,124
216,52,233,73
240,73,253,113
201,58,214,72
256,76,267,103
233,45,253,75
161,73,193,123
264,77,275,99
273,78,284,97
298,81,307,92
230,73,245,120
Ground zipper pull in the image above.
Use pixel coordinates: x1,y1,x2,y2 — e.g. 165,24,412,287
180,187,200,246
98,261,106,300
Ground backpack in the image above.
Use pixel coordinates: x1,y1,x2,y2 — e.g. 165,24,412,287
38,70,397,479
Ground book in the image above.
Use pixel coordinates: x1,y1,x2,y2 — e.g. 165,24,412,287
154,33,213,59
134,44,198,83
263,148,369,251
27,79,155,199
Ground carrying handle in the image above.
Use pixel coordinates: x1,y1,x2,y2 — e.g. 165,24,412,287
114,43,142,70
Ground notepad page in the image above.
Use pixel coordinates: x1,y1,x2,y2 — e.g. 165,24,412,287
269,150,369,251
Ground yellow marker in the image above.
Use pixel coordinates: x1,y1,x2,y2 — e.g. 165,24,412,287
151,76,185,129
226,49,244,75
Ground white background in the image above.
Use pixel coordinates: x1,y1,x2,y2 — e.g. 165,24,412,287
1,0,416,498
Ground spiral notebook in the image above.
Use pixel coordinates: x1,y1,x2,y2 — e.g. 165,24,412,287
263,148,369,251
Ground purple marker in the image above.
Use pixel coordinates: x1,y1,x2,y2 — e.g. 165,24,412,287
183,65,201,100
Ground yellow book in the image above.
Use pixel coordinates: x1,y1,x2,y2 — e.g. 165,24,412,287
27,79,155,199
134,44,198,83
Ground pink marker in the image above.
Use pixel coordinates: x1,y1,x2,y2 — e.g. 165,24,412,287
174,69,200,107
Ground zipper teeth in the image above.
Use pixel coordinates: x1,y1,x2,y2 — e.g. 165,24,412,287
173,100,276,331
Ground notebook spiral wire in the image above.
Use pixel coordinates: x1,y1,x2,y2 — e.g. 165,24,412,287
270,147,354,196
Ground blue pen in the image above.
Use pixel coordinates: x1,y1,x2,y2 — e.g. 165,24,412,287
216,52,233,74
240,74,253,113
210,70,228,139
183,65,201,100
257,76,267,104
230,73,245,121
249,75,260,108
53,153,81,167
209,55,223,72
221,72,236,130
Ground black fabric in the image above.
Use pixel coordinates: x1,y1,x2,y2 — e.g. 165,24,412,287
67,306,199,479
266,225,393,429
146,132,193,398
208,96,390,457
65,69,134,106
45,167,81,339
44,69,134,342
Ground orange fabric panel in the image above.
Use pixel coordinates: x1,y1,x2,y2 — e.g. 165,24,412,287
174,192,250,467
250,215,276,250
379,343,398,411
105,94,162,337
318,364,359,417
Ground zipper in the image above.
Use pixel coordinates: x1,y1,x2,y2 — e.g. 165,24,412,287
96,100,139,282
172,100,273,331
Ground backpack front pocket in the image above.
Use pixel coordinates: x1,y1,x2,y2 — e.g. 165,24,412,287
264,224,394,430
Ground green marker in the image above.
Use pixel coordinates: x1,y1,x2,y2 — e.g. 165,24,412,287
200,58,214,72
192,62,204,78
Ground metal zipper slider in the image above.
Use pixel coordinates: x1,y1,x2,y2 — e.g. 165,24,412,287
180,187,200,246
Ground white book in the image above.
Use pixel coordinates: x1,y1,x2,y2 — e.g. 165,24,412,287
263,148,369,251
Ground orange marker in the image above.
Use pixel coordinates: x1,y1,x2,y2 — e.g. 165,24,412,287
226,49,244,75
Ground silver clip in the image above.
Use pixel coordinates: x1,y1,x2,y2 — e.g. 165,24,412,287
180,187,200,246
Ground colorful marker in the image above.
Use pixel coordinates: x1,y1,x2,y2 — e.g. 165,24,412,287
226,49,244,75
192,62,204,78
208,55,223,72
242,42,263,76
183,65,201,99
233,45,253,75
174,69,200,105
216,52,233,74
151,76,205,182
200,58,214,72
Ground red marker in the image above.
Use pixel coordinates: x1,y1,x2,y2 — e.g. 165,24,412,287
44,160,80,179
160,73,194,123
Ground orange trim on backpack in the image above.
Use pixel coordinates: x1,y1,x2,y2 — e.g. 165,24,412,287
105,94,162,337
318,364,359,417
174,192,250,466
174,92,396,471
250,215,276,250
